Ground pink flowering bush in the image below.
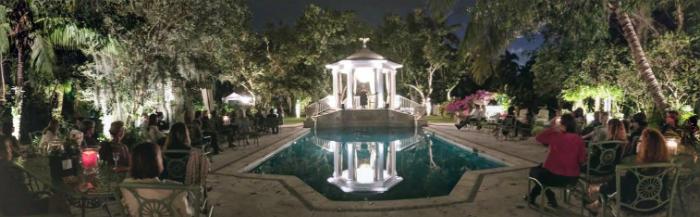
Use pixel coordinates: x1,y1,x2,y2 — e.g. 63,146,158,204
445,90,494,113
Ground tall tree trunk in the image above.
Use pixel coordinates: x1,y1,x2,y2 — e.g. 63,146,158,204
13,41,25,140
610,1,668,112
0,53,6,104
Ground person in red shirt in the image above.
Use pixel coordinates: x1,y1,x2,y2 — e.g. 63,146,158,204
527,113,587,208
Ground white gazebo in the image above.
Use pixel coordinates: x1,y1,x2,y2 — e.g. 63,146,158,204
325,38,402,109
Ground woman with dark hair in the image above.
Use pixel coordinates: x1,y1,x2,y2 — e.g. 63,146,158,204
146,114,166,145
81,120,98,148
527,113,587,208
585,129,670,215
121,142,192,217
628,112,648,155
164,122,191,151
163,122,210,184
99,121,131,172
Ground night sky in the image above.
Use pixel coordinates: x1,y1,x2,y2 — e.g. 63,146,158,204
247,0,542,64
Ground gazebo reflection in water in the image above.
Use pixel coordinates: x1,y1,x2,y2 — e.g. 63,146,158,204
312,129,422,192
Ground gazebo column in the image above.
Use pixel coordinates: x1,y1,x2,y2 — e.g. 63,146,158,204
375,142,385,181
375,69,384,109
346,69,354,109
389,70,397,108
333,142,342,178
331,69,340,108
347,143,356,181
387,141,397,176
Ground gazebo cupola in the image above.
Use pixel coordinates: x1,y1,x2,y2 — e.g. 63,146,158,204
325,38,402,109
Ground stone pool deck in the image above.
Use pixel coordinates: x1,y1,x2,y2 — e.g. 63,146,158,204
78,123,700,217
205,124,700,217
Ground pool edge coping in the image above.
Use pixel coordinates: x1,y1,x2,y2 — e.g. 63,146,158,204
214,127,535,211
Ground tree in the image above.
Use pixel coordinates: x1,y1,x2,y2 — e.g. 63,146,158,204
2,0,104,139
375,9,459,110
608,0,667,111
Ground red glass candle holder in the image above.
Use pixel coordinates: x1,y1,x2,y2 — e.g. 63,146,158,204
81,148,100,175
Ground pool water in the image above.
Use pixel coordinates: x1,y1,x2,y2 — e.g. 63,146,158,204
249,128,505,201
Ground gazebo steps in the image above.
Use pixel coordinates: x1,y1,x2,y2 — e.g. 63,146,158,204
303,109,425,129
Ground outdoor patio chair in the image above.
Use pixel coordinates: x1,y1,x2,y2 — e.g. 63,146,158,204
579,140,625,215
600,163,679,217
115,182,212,217
527,176,580,216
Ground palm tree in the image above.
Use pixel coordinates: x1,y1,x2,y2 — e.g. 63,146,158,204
5,0,103,139
608,0,667,111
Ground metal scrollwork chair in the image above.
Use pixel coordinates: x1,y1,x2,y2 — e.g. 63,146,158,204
116,182,207,217
162,150,191,183
600,163,680,217
579,140,625,215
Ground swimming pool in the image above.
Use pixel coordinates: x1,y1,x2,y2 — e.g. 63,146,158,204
248,128,506,201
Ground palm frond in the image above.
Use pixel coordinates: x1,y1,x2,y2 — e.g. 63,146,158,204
48,24,102,50
30,34,55,76
0,5,10,54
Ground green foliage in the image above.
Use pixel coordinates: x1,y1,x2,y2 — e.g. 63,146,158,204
562,85,624,103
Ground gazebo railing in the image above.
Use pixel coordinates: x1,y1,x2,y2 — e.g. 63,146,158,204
394,95,425,117
305,95,336,118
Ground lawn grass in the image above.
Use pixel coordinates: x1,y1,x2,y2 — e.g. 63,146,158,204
282,117,305,125
425,115,455,123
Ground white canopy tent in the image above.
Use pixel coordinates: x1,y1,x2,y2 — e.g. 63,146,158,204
222,92,253,105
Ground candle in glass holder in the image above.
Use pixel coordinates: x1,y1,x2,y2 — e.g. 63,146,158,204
223,116,231,126
81,148,100,175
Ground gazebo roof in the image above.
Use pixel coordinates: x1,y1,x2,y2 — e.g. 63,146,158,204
325,47,402,70
345,47,385,60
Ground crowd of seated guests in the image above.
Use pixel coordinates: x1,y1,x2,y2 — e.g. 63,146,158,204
583,128,670,215
526,108,700,214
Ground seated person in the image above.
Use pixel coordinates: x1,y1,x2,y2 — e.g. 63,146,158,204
163,123,209,184
121,142,192,217
39,119,61,153
99,121,131,173
581,119,628,176
527,114,586,208
81,120,99,148
455,105,485,130
582,112,609,143
585,129,671,215
627,112,648,156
